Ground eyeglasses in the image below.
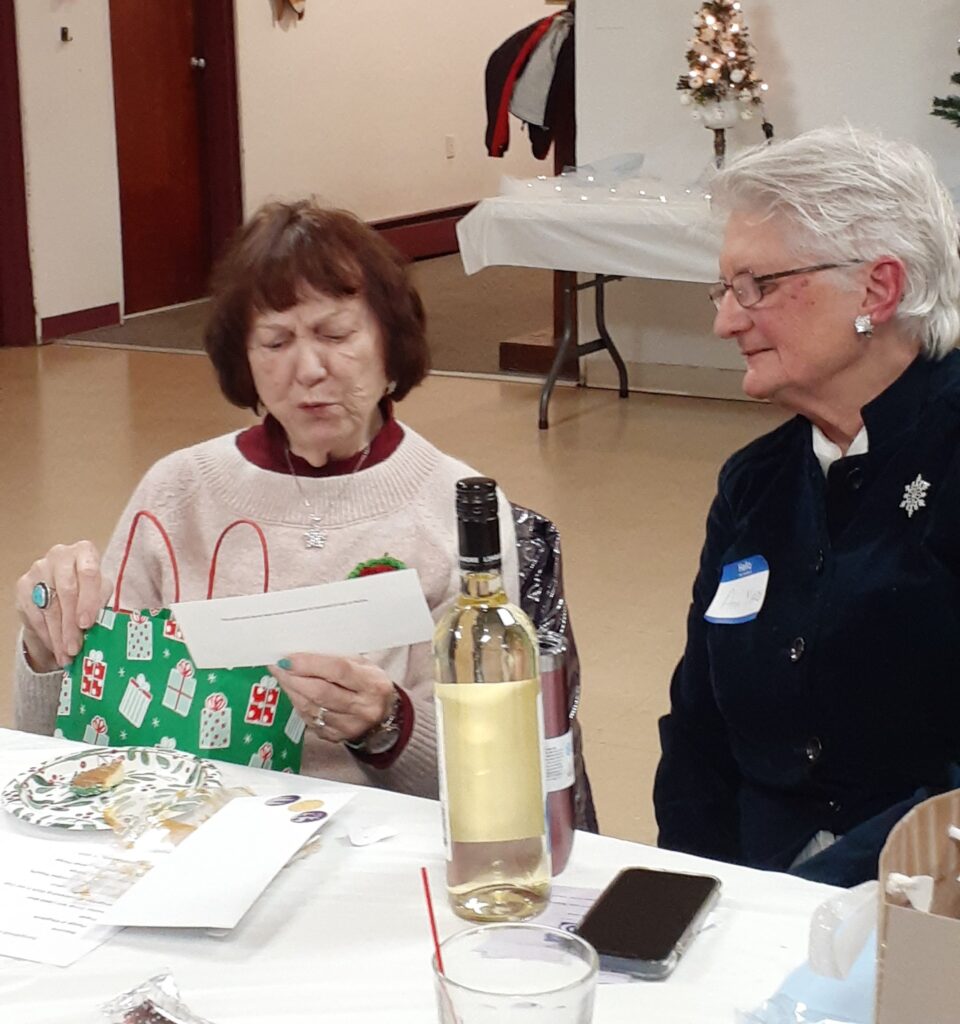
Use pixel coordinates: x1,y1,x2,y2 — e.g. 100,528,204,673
708,261,863,310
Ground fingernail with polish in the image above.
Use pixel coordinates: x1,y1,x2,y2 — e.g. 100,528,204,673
277,658,292,669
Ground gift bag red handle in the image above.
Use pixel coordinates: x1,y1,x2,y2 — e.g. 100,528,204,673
207,519,270,598
113,510,181,611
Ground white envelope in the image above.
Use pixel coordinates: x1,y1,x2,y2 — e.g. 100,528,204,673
169,568,435,668
101,792,352,929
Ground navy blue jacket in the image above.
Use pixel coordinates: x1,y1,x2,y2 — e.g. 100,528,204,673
654,351,960,886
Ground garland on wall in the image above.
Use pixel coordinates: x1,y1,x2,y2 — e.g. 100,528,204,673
676,1,772,166
932,41,960,127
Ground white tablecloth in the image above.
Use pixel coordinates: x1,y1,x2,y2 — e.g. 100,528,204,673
456,190,721,283
0,729,837,1024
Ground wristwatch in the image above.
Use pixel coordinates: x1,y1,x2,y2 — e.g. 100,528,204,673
345,689,402,756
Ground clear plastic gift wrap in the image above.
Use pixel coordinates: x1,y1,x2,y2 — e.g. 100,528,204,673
101,973,216,1024
498,149,717,205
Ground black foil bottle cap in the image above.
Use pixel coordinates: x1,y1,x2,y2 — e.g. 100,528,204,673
456,477,499,522
456,477,501,568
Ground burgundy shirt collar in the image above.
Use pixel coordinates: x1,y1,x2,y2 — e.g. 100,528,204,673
235,400,404,476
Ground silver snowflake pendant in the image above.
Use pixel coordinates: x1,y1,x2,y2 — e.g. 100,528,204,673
304,515,327,549
899,474,931,518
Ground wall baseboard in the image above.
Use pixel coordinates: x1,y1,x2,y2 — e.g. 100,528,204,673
372,203,475,262
41,303,121,341
499,339,577,379
586,358,757,403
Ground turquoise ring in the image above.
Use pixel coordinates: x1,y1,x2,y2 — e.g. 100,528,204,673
31,582,55,610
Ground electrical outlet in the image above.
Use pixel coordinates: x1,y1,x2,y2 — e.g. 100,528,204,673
444,135,456,160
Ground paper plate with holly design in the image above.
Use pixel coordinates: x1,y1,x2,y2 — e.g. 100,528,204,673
1,746,222,830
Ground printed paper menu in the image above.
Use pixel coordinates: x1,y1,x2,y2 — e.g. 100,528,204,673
0,836,136,966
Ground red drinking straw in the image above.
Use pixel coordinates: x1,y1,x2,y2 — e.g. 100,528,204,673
421,866,445,975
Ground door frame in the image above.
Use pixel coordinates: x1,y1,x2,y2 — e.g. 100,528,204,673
0,0,36,347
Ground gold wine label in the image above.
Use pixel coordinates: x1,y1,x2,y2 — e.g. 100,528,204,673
436,678,546,844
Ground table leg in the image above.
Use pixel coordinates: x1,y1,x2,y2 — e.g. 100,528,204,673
594,274,629,399
538,275,630,429
539,277,577,430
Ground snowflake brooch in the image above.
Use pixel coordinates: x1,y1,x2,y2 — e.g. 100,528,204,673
899,474,931,518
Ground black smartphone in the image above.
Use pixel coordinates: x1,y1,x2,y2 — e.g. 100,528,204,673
574,866,721,980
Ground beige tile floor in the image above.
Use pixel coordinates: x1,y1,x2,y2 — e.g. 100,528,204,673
0,344,786,845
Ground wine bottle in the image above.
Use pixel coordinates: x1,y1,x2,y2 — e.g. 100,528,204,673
434,477,551,922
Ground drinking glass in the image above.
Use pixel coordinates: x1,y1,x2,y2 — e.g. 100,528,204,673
433,923,598,1023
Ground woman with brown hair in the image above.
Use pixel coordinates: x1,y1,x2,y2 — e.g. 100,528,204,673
14,200,521,795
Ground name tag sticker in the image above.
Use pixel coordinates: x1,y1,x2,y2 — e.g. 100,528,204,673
704,555,769,624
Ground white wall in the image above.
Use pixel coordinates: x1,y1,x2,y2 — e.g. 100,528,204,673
14,1,123,324
14,0,554,327
577,0,960,384
235,0,552,220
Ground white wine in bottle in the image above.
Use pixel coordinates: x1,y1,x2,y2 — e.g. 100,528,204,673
434,477,551,922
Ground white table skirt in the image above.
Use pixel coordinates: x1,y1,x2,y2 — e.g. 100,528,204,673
0,729,837,1024
456,191,722,283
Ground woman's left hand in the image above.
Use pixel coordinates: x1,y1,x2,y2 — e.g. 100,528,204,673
269,654,394,743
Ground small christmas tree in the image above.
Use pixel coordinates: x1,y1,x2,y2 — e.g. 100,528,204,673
677,1,771,164
932,44,960,127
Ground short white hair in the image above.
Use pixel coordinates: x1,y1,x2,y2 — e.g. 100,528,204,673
710,125,960,358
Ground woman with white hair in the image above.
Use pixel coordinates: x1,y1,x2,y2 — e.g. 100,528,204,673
654,125,960,886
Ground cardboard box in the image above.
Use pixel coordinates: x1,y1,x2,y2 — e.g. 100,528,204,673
876,791,960,1024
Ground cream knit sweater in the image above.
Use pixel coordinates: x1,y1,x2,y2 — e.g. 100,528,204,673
14,425,519,798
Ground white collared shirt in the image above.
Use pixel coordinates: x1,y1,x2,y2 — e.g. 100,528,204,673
811,423,869,476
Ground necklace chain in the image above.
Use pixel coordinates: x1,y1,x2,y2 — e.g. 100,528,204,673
284,443,372,550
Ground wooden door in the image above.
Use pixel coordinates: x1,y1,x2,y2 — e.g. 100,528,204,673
109,0,208,314
0,0,35,345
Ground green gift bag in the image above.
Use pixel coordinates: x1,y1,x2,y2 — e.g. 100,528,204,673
55,511,305,773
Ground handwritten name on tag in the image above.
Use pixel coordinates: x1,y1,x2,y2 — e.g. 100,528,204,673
704,555,769,624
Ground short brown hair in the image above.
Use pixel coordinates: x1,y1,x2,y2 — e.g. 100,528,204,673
204,201,429,410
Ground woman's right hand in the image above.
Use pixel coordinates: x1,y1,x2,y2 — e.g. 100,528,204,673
14,542,113,673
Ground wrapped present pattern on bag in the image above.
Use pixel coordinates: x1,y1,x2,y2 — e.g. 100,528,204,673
162,659,196,717
81,652,107,700
199,692,231,749
126,612,153,661
83,715,109,745
249,742,273,770
118,673,153,728
96,608,116,630
57,673,72,717
284,707,306,744
246,676,279,726
163,617,184,643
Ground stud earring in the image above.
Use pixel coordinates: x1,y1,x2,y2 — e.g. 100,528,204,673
385,381,397,396
854,314,874,338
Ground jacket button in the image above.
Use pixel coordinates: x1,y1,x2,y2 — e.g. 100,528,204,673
789,637,806,662
805,737,823,762
814,549,825,575
848,466,864,491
